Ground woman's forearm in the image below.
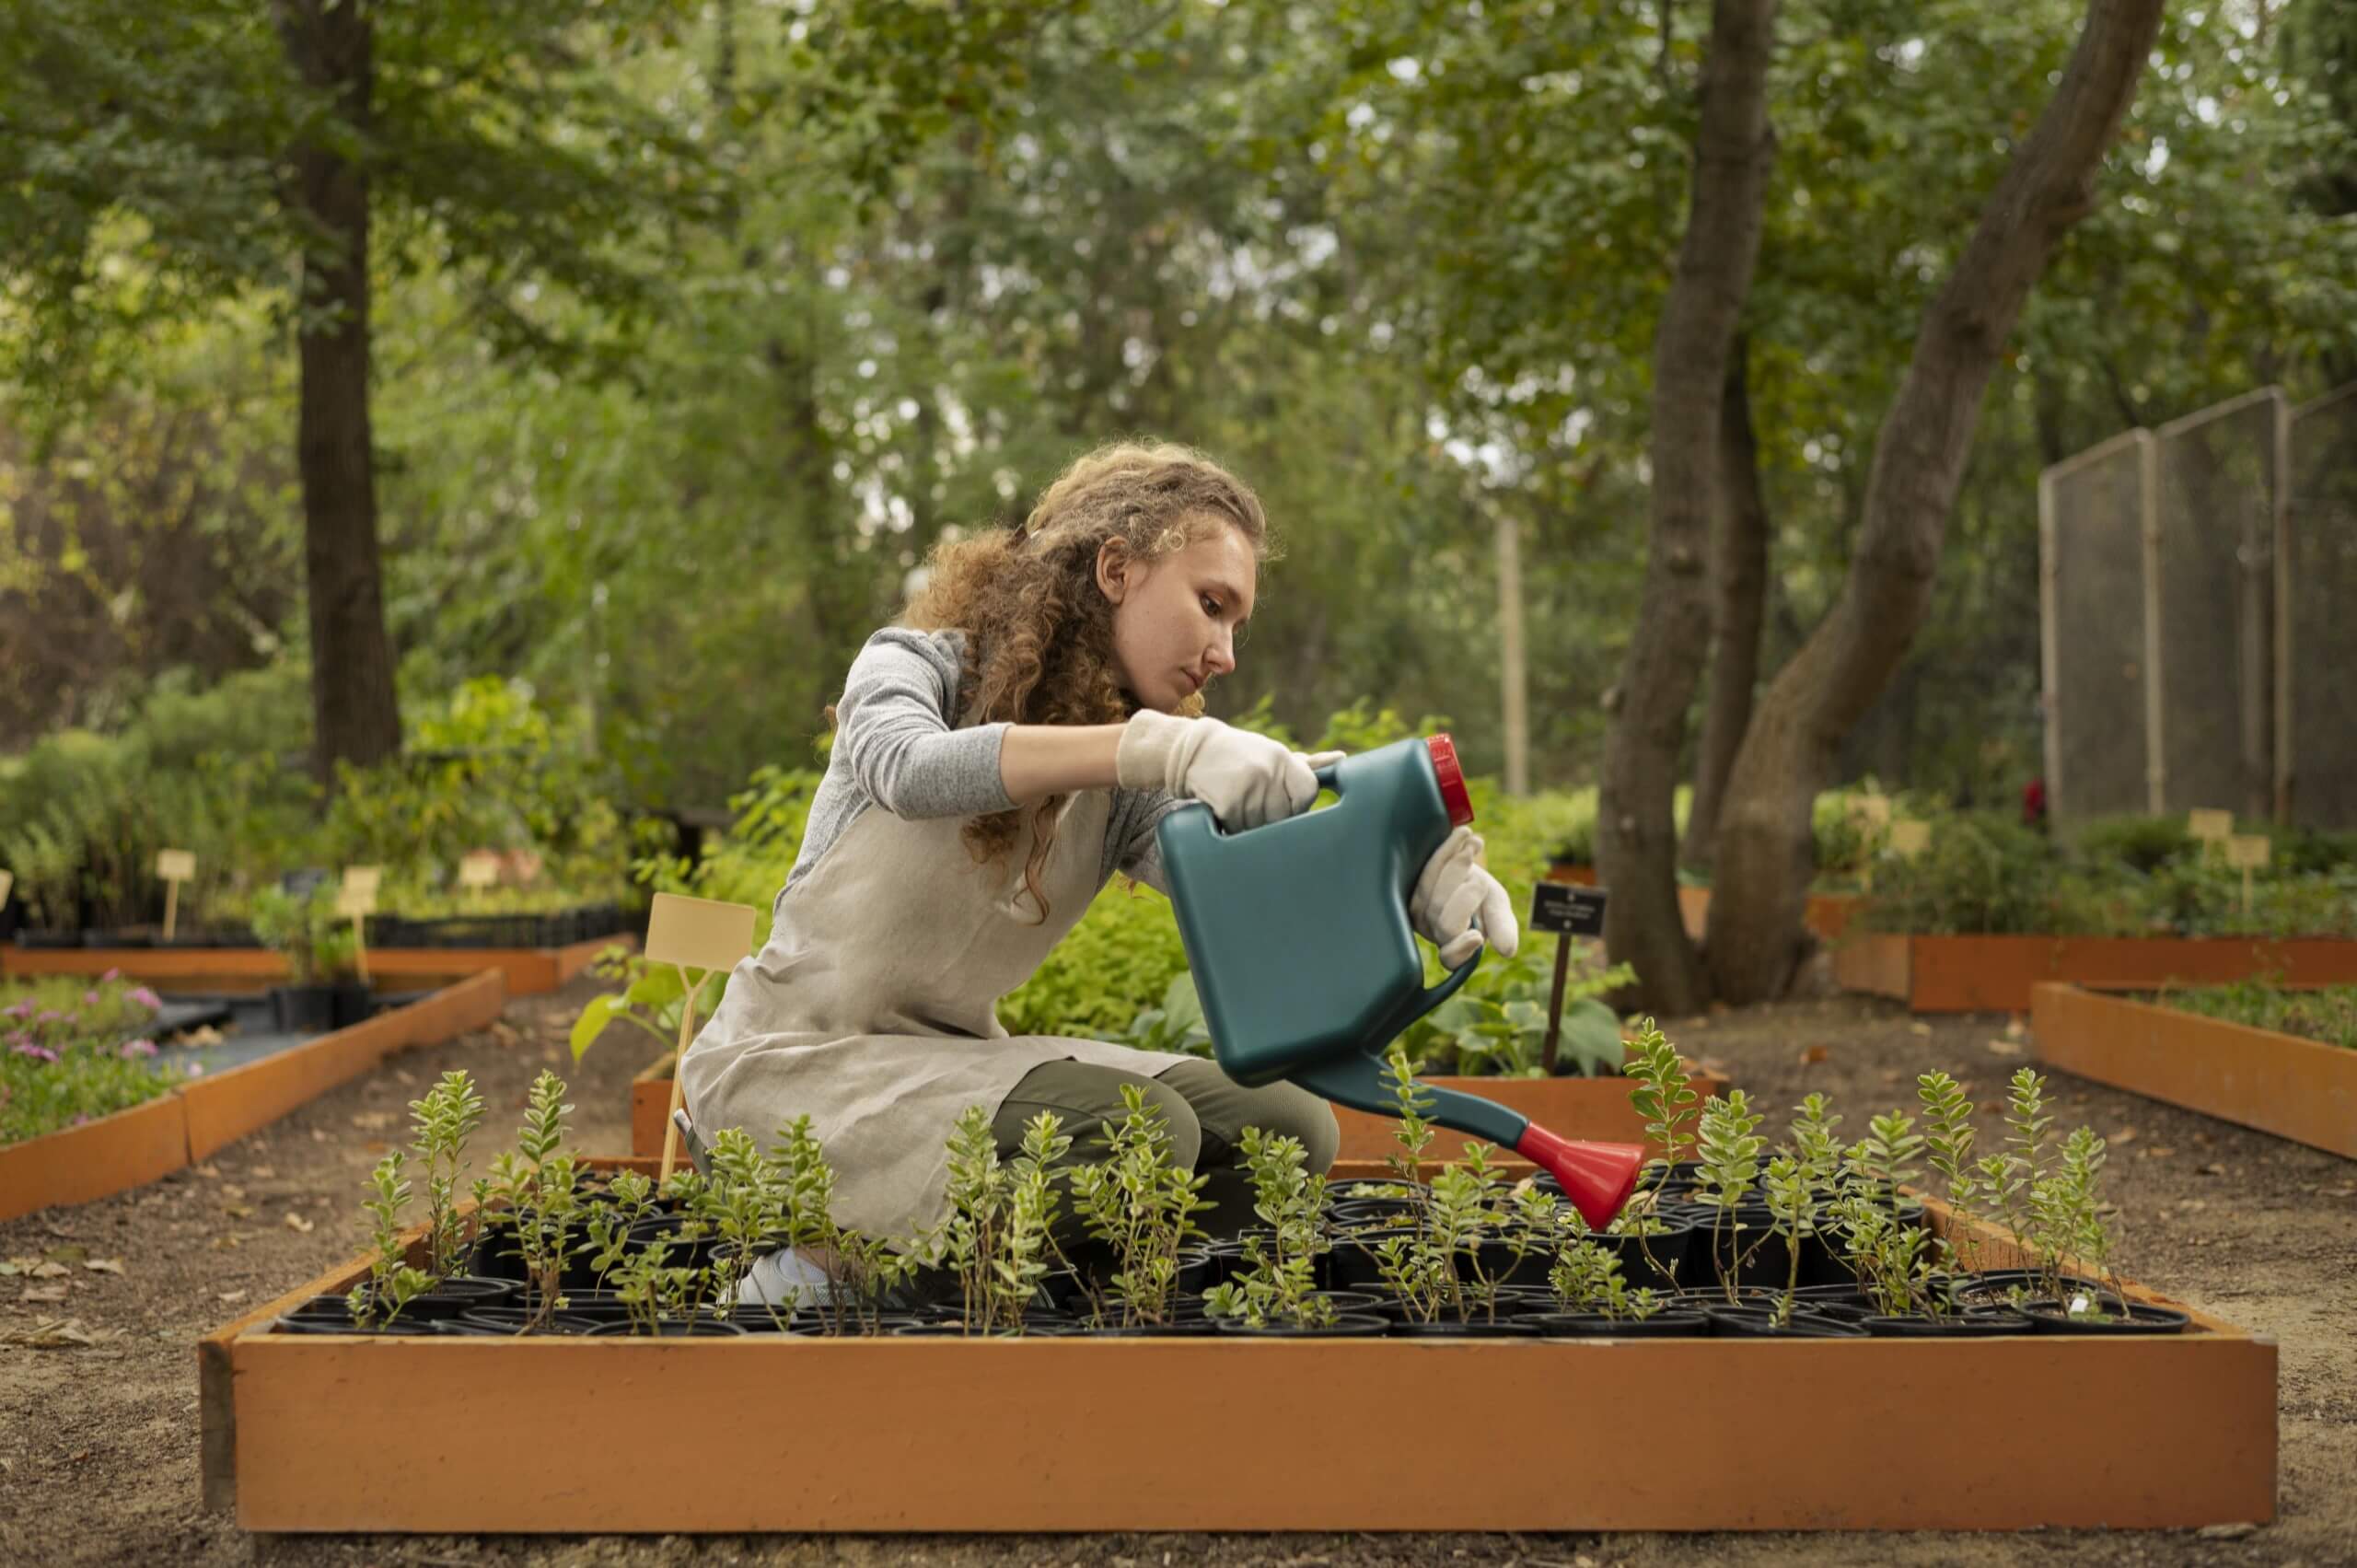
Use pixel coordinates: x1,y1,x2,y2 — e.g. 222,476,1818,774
997,722,1130,805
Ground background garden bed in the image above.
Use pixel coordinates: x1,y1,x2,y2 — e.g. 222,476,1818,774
3,934,630,999
2030,982,2357,1161
1833,932,2357,1013
0,972,505,1223
199,1162,2275,1534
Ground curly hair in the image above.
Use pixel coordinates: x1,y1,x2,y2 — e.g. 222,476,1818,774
874,439,1274,923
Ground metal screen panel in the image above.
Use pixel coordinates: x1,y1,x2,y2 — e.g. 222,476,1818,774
2153,390,2282,821
2287,386,2357,830
2043,432,2153,820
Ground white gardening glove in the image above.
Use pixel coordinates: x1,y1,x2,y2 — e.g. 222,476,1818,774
1411,825,1519,967
1117,711,1333,830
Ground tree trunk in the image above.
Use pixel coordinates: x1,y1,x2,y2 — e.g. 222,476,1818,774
277,0,401,786
1706,0,2168,1002
1596,0,1780,1016
1680,332,1771,873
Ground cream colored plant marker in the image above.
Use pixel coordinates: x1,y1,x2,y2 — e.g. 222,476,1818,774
156,849,196,942
2188,809,2234,860
342,865,383,900
0,869,13,911
335,882,378,986
644,893,756,1181
1889,820,1932,860
1848,795,1893,829
2225,833,2271,917
459,852,500,901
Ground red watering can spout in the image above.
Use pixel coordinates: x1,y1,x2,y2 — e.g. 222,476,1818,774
1515,1123,1646,1230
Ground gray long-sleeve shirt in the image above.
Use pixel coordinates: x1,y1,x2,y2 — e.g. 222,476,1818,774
784,627,1181,901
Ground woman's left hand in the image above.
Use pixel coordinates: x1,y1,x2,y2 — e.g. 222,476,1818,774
1411,826,1519,967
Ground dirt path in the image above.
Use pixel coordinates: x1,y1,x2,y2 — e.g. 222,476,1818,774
1,981,2348,1567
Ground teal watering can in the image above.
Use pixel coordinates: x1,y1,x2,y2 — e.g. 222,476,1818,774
1155,734,1645,1228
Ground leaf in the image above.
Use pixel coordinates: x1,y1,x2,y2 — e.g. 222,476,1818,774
570,993,619,1062
20,1285,69,1304
284,1213,315,1234
82,1259,123,1274
1552,998,1626,1077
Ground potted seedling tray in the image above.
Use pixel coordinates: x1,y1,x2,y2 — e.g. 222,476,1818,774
2030,982,2357,1160
4,929,633,999
627,1051,1732,1164
0,971,505,1224
1833,931,2357,1014
200,1154,2273,1534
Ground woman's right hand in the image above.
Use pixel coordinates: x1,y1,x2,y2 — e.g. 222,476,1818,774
1117,711,1329,830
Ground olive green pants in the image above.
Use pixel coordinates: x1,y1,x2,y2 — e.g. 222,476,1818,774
990,1055,1341,1243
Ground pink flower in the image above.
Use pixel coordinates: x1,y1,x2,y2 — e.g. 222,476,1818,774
99,968,122,983
11,1042,57,1063
82,990,101,1007
120,1039,158,1059
6,1001,36,1020
128,986,162,1011
185,1063,204,1076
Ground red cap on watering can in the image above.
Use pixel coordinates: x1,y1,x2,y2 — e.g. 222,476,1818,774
1426,735,1474,828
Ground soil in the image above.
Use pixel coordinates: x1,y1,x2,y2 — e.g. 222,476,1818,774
2,979,2350,1567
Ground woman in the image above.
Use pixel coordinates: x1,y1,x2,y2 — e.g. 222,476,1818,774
680,441,1516,1288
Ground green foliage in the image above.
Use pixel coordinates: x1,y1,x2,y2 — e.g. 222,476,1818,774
1200,1125,1335,1330
410,1071,485,1278
2154,977,2357,1050
348,1151,432,1330
1066,1084,1212,1328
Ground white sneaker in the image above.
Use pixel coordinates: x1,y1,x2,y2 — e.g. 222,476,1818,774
736,1247,833,1309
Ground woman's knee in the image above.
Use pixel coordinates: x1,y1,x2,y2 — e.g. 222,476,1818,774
998,1060,1204,1173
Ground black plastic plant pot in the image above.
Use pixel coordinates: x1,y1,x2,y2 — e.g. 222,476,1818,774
1327,1228,1414,1290
273,1296,440,1336
1948,1269,2106,1307
1214,1312,1391,1338
401,1275,519,1318
1387,1318,1538,1338
1523,1310,1713,1338
445,1309,605,1336
2018,1301,2190,1335
268,984,337,1033
17,930,83,949
1704,1306,1868,1339
1076,1319,1226,1338
1576,1220,1698,1292
586,1318,749,1338
1861,1312,2027,1338
329,982,377,1030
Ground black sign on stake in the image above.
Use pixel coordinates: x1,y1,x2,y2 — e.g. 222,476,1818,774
1529,883,1608,1074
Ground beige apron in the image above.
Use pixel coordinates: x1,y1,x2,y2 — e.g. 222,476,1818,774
679,788,1196,1241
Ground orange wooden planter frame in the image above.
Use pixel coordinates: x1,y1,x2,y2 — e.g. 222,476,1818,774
630,1050,1729,1164
1834,931,2357,1014
2031,982,2357,1160
199,1157,2274,1534
1,935,629,998
0,971,506,1224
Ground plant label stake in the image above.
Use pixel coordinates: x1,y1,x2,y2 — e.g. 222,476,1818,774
459,852,500,901
2188,809,2234,861
1888,819,1931,860
156,849,196,942
0,869,11,912
336,882,377,986
643,892,755,1181
2225,833,2270,917
1530,882,1608,1075
1157,735,1646,1227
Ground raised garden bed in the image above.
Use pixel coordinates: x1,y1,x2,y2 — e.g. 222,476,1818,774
9,904,632,953
2030,982,2357,1160
3,934,630,999
628,1050,1732,1164
1833,931,2357,1014
0,971,505,1223
198,1153,2274,1534
1545,866,1862,940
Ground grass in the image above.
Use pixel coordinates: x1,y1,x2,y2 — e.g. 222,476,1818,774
2152,977,2357,1050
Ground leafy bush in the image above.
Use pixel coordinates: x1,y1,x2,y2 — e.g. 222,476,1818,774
2154,978,2357,1050
2072,814,2196,874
